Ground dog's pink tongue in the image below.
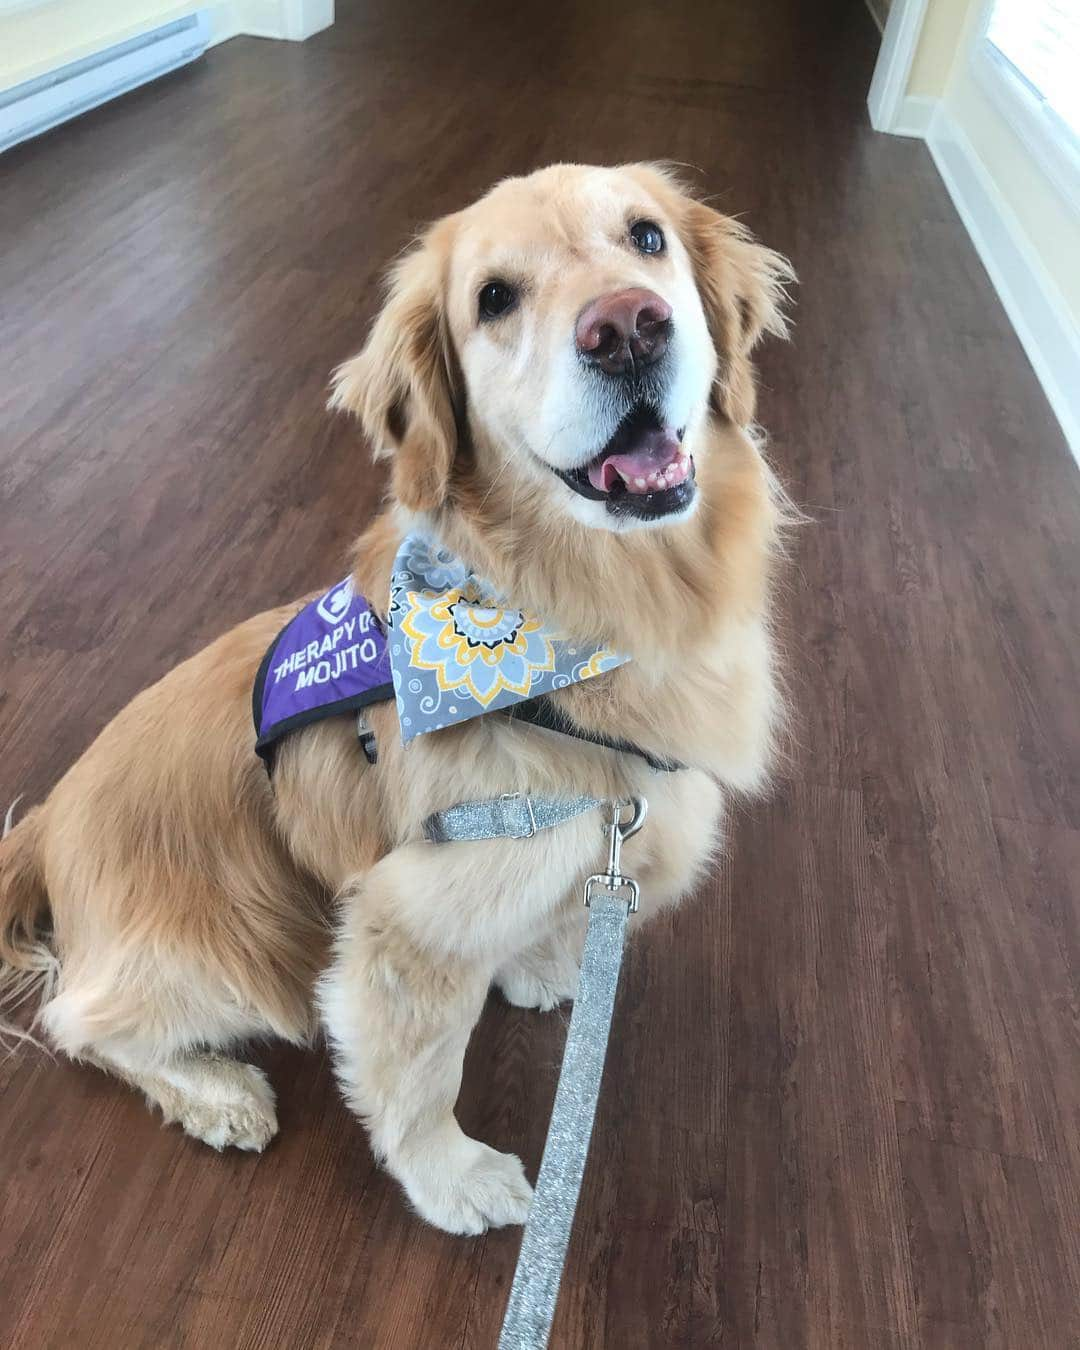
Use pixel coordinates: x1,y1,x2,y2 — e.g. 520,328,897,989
588,429,686,494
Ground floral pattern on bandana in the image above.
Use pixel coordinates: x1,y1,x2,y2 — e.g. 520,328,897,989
388,533,629,743
400,592,555,707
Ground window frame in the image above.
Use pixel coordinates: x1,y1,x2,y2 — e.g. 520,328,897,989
971,0,1080,216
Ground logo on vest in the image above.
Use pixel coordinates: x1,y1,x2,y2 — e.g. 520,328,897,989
316,577,355,625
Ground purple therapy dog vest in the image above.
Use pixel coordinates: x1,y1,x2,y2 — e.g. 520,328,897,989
253,576,393,769
253,533,634,773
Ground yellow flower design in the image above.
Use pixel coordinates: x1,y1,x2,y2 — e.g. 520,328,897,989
400,587,557,707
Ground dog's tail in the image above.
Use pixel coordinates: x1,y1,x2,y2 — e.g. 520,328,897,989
0,800,58,1050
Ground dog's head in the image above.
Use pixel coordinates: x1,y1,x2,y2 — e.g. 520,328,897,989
331,163,792,535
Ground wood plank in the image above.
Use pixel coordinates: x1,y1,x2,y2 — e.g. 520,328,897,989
899,1108,1080,1349
724,785,918,1348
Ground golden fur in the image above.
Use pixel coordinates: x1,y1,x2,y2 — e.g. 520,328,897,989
0,163,792,1233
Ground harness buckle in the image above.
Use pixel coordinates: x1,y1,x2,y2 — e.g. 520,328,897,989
499,793,538,839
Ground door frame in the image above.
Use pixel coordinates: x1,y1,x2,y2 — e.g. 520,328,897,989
867,0,929,131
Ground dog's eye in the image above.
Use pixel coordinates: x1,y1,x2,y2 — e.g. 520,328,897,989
478,281,517,320
629,220,665,255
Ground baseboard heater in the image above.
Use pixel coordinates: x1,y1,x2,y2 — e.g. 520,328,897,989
0,11,211,154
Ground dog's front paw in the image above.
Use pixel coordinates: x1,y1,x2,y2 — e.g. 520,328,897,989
497,939,581,1012
396,1135,533,1235
497,964,578,1012
163,1058,278,1153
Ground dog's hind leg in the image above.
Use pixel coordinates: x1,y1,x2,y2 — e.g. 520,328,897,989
88,1049,278,1152
40,956,284,1154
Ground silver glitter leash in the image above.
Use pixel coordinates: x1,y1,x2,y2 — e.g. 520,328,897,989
498,797,648,1350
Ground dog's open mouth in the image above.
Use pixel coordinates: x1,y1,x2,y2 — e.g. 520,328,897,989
553,404,696,519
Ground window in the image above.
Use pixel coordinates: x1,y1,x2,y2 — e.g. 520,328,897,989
987,1,1080,140
975,0,1080,212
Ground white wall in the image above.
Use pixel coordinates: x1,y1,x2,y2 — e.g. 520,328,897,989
872,0,1080,457
1,1,197,91
0,0,333,94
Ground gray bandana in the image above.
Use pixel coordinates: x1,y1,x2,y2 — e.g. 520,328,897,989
387,533,629,744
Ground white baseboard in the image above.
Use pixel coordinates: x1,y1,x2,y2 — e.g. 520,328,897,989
891,94,935,138
924,104,1080,463
280,0,332,40
208,0,331,45
0,12,211,152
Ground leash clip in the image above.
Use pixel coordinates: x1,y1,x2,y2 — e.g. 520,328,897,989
583,797,647,914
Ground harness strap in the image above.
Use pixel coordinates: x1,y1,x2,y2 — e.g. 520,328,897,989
422,793,602,844
505,697,684,774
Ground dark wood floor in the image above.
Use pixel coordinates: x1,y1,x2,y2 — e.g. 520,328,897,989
2,0,1079,1345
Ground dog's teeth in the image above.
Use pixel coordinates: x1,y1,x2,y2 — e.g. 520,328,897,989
656,474,667,489
635,477,647,488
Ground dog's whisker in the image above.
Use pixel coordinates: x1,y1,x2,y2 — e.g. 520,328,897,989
475,453,514,514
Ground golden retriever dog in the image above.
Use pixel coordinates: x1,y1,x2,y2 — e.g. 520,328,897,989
0,163,792,1234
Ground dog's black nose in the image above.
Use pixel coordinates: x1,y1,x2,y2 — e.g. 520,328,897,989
575,288,672,376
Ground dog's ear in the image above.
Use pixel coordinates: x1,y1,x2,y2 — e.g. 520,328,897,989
680,196,794,426
329,225,459,512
